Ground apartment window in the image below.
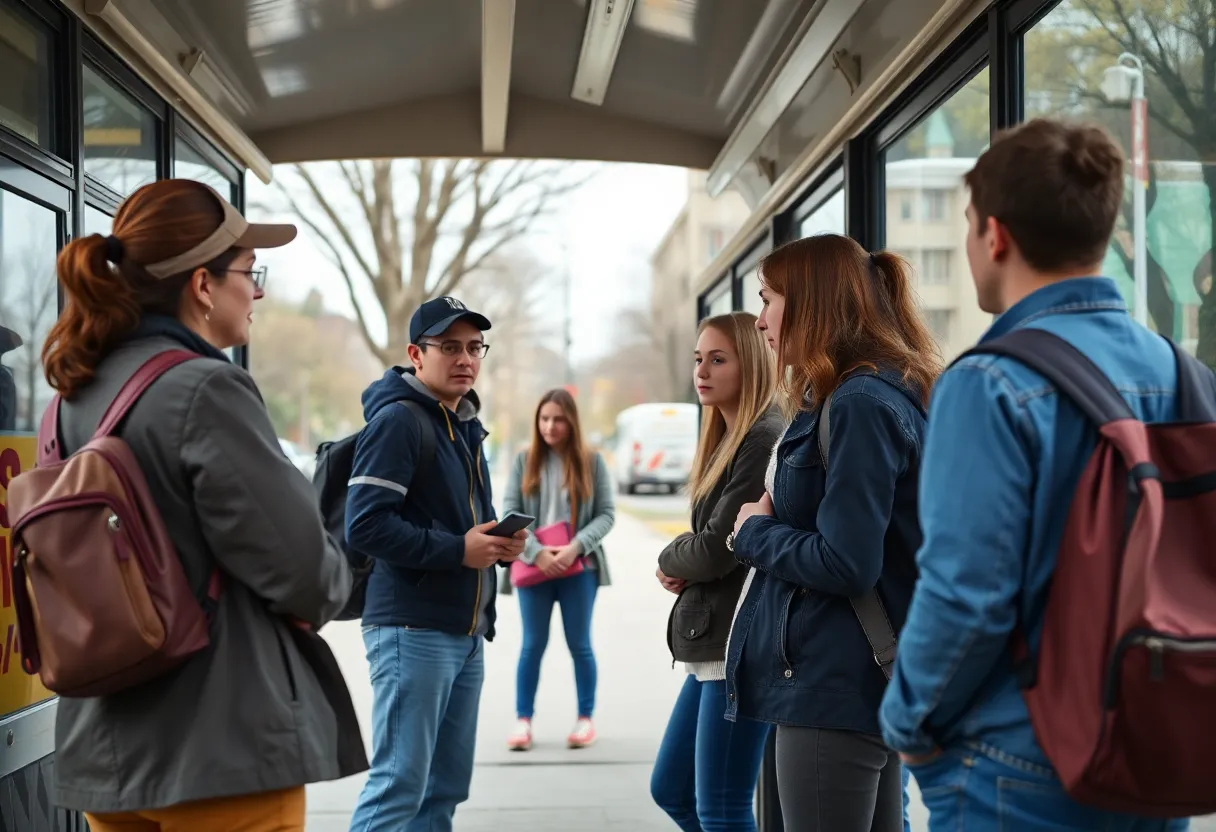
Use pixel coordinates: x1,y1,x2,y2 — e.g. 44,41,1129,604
921,249,952,285
921,190,948,222
899,195,913,222
923,309,953,343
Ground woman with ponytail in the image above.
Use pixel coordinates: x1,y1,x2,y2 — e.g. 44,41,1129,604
44,179,361,831
723,234,940,831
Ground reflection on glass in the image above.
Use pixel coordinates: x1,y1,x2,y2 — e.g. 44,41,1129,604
742,268,762,316
798,189,846,240
705,281,732,318
175,137,235,201
1026,3,1214,365
0,190,58,434
83,65,157,196
0,4,52,148
85,206,113,237
882,67,990,361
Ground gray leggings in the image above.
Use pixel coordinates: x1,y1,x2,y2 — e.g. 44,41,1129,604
775,726,903,832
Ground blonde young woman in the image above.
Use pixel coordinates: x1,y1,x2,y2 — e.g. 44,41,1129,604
650,311,783,831
501,389,615,751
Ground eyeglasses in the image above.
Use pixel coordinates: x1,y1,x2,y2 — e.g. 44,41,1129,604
227,266,268,290
418,340,490,359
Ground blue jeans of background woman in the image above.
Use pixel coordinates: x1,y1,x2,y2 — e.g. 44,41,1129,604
651,675,771,831
516,567,598,718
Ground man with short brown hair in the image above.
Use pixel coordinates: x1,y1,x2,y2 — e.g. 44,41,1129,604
880,118,1191,830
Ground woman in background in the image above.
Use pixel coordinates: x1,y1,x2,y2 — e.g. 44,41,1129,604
502,389,615,751
650,311,782,831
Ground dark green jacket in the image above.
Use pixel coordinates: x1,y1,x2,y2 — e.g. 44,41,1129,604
661,408,784,664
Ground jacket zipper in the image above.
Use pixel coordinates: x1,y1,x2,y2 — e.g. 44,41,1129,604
457,430,481,636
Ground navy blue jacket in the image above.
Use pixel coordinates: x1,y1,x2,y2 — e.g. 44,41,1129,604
346,368,498,638
725,369,925,734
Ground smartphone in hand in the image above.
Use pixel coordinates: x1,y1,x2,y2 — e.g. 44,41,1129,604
486,511,535,538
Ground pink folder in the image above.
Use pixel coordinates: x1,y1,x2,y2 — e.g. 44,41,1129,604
510,521,584,588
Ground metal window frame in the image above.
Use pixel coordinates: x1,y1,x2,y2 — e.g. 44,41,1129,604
746,2,1067,828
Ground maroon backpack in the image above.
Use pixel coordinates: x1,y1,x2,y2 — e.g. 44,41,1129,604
963,327,1216,817
7,351,221,697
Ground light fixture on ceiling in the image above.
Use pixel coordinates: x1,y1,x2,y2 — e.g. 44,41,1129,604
571,0,636,106
181,49,253,117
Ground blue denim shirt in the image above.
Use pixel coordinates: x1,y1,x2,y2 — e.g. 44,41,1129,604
725,369,925,733
879,277,1178,766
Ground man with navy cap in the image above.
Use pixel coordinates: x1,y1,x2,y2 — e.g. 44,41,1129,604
347,296,526,832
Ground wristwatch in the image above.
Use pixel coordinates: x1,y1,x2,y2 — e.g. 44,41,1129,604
725,532,735,552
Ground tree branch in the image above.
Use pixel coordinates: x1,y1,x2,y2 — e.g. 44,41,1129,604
286,165,381,291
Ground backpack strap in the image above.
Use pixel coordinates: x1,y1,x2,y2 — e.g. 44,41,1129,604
397,400,437,482
38,350,199,466
817,389,899,681
956,328,1133,425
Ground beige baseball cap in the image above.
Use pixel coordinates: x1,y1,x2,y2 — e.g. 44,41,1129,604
144,183,297,279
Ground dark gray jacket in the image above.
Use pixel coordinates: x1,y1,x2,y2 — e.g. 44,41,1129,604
660,408,783,664
52,334,361,813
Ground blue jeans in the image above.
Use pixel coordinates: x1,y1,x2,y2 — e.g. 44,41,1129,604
516,567,598,718
650,675,771,831
349,627,484,832
910,746,1191,832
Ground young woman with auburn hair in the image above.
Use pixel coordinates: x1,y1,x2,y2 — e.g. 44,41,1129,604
39,178,360,832
501,388,615,751
649,311,783,831
725,234,940,831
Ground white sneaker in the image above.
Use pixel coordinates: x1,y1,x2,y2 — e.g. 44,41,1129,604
567,717,596,749
507,718,532,751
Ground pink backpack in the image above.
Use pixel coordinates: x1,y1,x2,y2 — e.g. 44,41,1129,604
8,351,220,697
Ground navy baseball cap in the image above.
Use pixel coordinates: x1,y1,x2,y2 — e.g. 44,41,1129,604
409,296,492,343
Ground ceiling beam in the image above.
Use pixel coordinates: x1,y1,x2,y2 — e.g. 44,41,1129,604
481,0,517,154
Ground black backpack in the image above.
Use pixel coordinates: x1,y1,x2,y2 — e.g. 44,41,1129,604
313,400,436,621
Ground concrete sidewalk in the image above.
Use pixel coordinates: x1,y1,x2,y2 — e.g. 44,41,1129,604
305,509,691,831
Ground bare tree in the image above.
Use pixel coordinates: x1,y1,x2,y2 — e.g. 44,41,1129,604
264,159,591,367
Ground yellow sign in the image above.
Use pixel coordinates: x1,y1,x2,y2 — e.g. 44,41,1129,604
0,435,54,716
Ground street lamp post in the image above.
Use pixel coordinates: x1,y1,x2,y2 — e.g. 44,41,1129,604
1102,53,1148,327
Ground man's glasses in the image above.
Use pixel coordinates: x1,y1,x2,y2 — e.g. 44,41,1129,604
418,340,490,359
228,266,268,290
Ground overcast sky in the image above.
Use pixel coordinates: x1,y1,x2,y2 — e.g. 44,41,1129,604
246,162,690,364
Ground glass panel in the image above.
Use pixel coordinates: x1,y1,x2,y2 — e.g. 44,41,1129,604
85,205,113,237
1025,3,1214,365
0,188,58,434
742,268,762,316
883,67,990,362
705,281,732,317
175,137,235,201
0,3,52,148
83,65,157,196
797,188,846,239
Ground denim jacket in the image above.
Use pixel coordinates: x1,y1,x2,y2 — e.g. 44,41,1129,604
879,277,1179,768
725,368,925,733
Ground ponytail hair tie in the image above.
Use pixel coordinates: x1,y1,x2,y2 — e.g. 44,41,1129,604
103,235,124,265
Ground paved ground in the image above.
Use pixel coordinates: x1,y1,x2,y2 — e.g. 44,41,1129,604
303,487,1210,831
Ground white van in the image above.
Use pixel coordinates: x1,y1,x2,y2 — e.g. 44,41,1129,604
612,402,699,494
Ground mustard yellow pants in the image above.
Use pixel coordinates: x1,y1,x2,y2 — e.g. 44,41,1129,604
85,786,305,832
